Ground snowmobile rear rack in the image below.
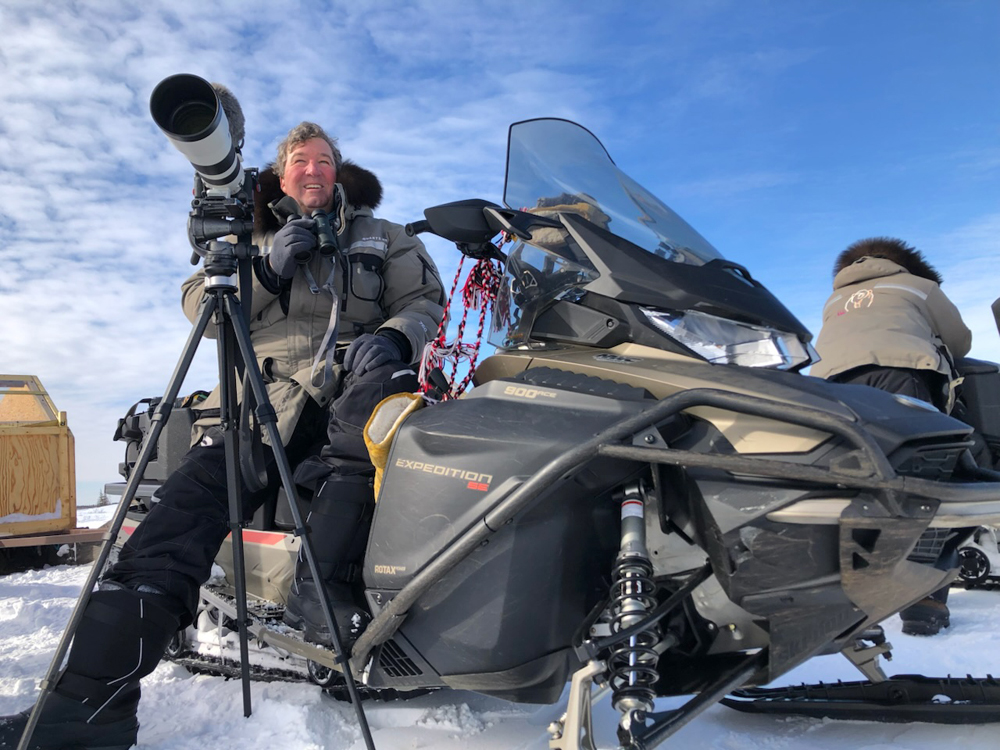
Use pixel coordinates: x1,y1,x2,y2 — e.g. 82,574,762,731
722,674,1000,724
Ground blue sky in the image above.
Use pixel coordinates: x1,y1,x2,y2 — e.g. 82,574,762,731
1,0,997,504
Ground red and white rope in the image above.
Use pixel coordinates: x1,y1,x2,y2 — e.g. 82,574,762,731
419,244,506,401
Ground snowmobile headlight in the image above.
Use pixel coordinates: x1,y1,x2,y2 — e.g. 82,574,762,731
641,308,817,370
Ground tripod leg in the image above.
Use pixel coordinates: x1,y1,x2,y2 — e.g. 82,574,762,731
213,301,255,718
221,294,377,750
15,294,218,750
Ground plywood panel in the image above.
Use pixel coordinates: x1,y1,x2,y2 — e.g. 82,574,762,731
0,378,58,423
0,428,74,536
0,393,53,422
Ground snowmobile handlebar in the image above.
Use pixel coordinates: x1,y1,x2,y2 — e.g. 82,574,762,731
404,219,430,236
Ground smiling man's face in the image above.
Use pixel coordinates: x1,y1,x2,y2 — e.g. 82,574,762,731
279,137,338,213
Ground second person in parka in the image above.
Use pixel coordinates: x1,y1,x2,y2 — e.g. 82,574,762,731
812,236,971,412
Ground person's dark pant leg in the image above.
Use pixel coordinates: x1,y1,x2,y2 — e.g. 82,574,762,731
321,360,421,473
105,429,237,622
107,399,329,623
831,365,945,410
284,360,419,646
0,399,330,749
830,365,958,634
900,547,958,635
0,586,179,750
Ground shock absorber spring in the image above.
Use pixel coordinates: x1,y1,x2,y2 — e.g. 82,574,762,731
608,483,661,722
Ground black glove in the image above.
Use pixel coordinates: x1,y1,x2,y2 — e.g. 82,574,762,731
267,217,317,280
343,333,403,375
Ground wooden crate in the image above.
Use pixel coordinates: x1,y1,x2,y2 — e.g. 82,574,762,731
0,375,77,538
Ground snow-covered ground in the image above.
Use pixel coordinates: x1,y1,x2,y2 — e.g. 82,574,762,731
2,507,999,749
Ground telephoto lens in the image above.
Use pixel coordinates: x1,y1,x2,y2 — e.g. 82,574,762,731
150,74,244,196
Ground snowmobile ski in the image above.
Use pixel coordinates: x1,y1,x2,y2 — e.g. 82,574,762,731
722,674,1000,723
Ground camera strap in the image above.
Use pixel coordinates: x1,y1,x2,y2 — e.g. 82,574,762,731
310,260,342,389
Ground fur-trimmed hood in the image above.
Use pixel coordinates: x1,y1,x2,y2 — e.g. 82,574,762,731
833,237,943,284
253,160,383,236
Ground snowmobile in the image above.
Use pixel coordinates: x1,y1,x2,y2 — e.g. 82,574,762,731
106,118,1000,749
956,525,1000,586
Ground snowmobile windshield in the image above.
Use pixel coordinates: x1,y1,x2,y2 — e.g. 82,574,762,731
503,118,724,266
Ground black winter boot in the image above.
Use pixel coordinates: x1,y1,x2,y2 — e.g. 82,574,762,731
0,588,180,750
283,579,371,648
282,474,374,651
901,585,951,636
0,691,138,750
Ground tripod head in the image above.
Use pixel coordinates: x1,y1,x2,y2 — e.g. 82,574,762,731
187,167,260,265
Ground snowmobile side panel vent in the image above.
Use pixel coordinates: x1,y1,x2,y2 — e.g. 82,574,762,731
515,365,653,401
378,639,423,678
366,634,443,690
906,527,951,564
891,441,967,481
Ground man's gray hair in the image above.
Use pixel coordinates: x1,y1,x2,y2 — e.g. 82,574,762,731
275,122,343,176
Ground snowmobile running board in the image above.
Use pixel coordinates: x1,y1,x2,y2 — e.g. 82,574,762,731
198,586,342,672
722,674,1000,723
172,586,431,702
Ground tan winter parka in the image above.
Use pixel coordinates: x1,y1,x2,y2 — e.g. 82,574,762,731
182,182,445,446
811,257,971,381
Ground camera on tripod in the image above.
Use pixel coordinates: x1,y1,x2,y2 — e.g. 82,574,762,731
151,73,257,259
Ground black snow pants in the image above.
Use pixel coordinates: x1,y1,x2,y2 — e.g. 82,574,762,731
105,361,419,624
829,364,947,411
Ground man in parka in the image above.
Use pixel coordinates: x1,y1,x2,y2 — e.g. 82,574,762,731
812,236,971,409
812,236,971,636
0,122,444,750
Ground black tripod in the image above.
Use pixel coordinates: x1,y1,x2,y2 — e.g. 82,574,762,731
19,197,377,750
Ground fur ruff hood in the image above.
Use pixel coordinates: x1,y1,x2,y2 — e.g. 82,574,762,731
253,160,383,236
833,238,942,285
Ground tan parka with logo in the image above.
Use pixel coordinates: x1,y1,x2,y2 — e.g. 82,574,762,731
811,257,971,382
181,162,445,446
